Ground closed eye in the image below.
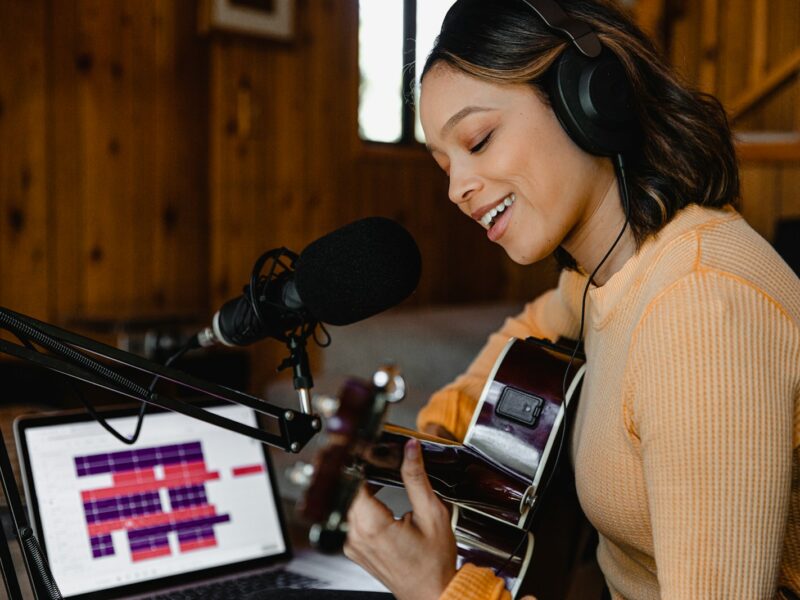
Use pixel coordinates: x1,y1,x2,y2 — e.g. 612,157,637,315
470,132,492,154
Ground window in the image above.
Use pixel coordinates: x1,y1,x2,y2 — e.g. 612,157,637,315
358,0,456,144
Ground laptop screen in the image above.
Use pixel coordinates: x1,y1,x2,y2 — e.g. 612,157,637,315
15,403,292,599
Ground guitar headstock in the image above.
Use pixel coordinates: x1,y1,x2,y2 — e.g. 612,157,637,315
296,365,405,552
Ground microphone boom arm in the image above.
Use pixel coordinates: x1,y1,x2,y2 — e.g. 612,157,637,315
0,307,322,452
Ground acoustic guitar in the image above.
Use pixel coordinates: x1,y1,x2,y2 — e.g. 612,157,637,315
297,336,585,598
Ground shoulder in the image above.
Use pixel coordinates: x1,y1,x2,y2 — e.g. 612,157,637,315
636,205,800,330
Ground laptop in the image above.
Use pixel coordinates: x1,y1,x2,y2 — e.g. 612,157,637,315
14,402,389,599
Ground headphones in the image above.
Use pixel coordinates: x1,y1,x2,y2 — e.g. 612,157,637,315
519,0,640,157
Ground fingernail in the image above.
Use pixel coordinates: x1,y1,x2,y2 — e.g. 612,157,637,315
405,438,420,460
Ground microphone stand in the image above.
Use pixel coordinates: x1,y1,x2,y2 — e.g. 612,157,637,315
279,334,315,416
0,306,324,599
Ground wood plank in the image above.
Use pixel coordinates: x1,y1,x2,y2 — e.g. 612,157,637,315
0,1,50,319
729,47,800,121
49,0,86,321
749,0,768,85
698,0,719,93
667,0,702,84
739,164,779,240
737,140,800,162
779,166,800,218
79,0,127,317
633,0,666,46
151,0,209,317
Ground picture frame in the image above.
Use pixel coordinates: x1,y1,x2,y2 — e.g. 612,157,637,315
199,0,294,40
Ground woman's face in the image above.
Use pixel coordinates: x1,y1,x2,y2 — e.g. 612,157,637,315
419,64,613,265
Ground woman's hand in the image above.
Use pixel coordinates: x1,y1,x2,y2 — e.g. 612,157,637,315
344,438,457,600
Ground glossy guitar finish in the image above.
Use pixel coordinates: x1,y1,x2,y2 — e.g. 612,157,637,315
360,424,529,525
299,337,585,597
465,337,586,526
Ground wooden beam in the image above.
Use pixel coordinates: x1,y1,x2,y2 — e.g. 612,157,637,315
730,48,800,121
736,140,800,163
634,0,666,45
749,0,768,85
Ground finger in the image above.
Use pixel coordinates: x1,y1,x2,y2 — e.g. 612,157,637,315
347,484,395,535
400,438,441,518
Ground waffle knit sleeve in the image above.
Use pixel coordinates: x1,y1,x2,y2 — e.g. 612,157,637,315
417,270,584,440
439,563,513,600
625,271,799,598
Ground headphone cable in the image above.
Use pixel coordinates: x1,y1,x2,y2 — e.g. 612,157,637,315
494,152,631,580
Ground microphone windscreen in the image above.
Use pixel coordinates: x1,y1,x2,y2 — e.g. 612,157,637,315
294,217,422,326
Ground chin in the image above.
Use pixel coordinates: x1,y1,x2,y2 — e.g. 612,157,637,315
503,247,542,266
501,237,557,265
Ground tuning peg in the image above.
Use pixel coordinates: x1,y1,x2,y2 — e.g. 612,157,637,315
373,363,406,404
311,393,340,418
286,461,315,489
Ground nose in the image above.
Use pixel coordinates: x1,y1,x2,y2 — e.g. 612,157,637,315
448,161,482,206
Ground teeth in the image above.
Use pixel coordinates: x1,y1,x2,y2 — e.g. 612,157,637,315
480,194,516,228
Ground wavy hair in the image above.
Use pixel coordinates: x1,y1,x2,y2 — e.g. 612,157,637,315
421,0,740,258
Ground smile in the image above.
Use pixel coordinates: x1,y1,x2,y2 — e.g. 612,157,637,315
479,194,516,229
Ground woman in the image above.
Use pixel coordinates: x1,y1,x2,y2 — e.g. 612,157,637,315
343,1,800,598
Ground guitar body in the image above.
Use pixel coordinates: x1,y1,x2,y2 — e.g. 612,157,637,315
300,337,585,598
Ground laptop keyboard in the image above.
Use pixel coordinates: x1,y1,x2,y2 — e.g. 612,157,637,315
146,569,323,599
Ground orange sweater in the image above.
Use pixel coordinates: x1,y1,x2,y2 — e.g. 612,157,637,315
418,205,800,599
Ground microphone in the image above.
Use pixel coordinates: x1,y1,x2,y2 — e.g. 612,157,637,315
196,217,422,348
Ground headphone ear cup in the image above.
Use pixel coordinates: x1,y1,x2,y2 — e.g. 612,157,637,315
546,46,640,157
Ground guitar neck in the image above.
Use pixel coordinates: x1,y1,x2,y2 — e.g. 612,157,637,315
360,425,529,526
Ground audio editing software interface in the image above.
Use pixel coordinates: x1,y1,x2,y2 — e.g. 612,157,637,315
21,404,286,597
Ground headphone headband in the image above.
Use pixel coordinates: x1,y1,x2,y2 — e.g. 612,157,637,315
518,0,640,157
518,0,602,58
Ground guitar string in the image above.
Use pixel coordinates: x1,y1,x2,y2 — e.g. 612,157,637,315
494,153,631,581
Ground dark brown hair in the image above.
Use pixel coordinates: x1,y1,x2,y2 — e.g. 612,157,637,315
421,0,740,259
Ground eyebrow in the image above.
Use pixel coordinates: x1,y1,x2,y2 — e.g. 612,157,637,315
441,105,492,137
425,105,494,153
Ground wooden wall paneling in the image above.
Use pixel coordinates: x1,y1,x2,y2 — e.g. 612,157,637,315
209,39,278,310
698,0,719,94
739,164,779,240
762,0,800,131
301,0,353,239
49,0,86,321
667,0,702,83
49,0,209,324
76,0,146,318
209,37,303,394
0,1,50,320
729,0,799,130
208,39,231,308
270,33,315,246
633,0,666,47
151,0,210,317
126,0,159,315
716,0,751,107
750,0,768,87
778,166,800,220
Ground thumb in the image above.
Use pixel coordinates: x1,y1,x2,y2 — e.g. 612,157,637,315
401,438,439,516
